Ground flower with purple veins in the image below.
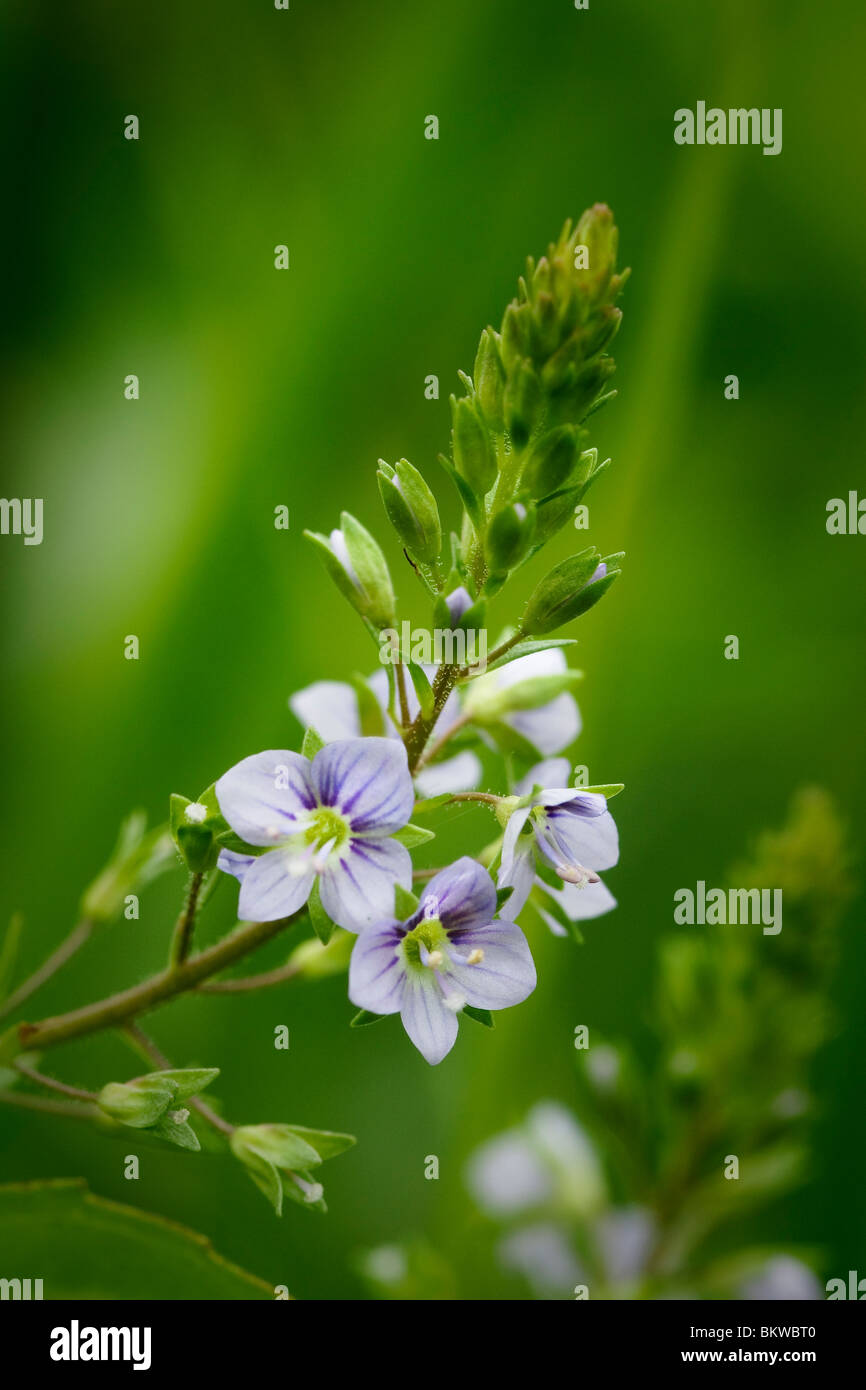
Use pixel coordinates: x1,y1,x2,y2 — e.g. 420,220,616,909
348,856,537,1064
215,737,414,932
498,758,619,919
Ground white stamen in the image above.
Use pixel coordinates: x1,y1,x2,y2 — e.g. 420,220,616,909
184,802,208,824
169,1108,190,1124
312,837,337,872
425,949,444,968
556,862,600,887
467,948,484,965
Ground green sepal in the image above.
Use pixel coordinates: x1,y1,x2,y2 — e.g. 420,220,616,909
579,783,625,799
392,823,436,849
411,794,453,816
464,1006,495,1028
308,879,335,946
406,662,435,719
151,1112,201,1152
350,1009,388,1028
154,1068,220,1100
214,828,265,857
97,1079,176,1129
394,883,420,918
495,886,514,911
350,675,386,737
284,1126,357,1161
438,453,482,528
479,638,577,676
301,725,325,759
235,1146,284,1216
281,1170,328,1215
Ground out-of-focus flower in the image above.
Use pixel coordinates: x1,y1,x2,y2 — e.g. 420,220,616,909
740,1256,822,1301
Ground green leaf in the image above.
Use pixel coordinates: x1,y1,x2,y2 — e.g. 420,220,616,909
350,1009,388,1028
301,725,325,759
394,884,420,918
0,1179,272,1297
464,1006,495,1028
407,661,435,719
308,879,335,945
350,674,386,737
392,823,436,849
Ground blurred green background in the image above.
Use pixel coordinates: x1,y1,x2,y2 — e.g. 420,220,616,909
1,0,864,1298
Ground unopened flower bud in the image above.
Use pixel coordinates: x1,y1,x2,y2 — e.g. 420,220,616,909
522,549,621,634
451,396,496,496
377,458,442,565
485,501,536,575
305,512,396,630
473,328,506,432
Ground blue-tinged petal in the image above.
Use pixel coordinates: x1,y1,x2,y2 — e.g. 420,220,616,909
311,738,414,834
515,759,572,796
495,649,581,755
508,692,581,756
537,806,619,872
237,848,314,922
545,877,618,922
418,856,497,932
215,750,315,847
500,804,532,881
538,789,607,814
400,973,459,1065
414,750,482,798
289,681,360,742
348,921,406,1015
216,849,255,883
319,836,412,932
497,843,536,919
443,918,537,1009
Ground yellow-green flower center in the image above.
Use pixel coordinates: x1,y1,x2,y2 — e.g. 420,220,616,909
402,915,448,969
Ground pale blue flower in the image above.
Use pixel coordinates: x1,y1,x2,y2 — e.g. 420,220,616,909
215,738,413,932
348,857,536,1064
498,758,619,920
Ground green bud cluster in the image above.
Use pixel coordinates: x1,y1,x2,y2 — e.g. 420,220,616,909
307,206,628,647
96,1067,219,1151
231,1122,356,1216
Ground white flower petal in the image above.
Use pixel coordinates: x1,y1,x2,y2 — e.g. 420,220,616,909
237,849,314,922
215,751,315,847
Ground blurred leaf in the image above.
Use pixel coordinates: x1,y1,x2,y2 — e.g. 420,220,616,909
0,1180,271,1298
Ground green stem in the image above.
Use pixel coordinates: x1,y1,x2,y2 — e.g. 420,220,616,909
0,919,94,1022
0,1090,97,1121
404,663,460,772
169,873,204,968
13,1058,98,1104
13,909,305,1057
122,1023,234,1138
